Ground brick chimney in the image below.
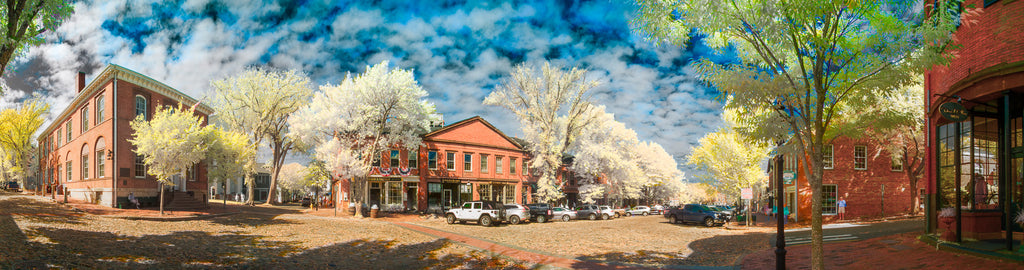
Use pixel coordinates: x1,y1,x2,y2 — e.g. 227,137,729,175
77,71,86,93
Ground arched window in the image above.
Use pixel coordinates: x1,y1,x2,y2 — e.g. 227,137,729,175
135,95,147,120
95,138,106,178
81,144,89,180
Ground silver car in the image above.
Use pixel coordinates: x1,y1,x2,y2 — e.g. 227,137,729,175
551,207,577,221
504,204,532,225
625,206,652,216
598,205,615,220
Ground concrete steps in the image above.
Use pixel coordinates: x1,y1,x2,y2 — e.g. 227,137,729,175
165,191,207,210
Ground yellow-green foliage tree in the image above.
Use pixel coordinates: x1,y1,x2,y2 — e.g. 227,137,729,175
687,110,770,201
0,97,48,185
631,1,968,267
206,126,255,205
0,0,75,79
129,105,211,215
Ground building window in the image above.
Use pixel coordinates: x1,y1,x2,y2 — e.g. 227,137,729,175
496,156,503,174
66,161,71,182
135,95,147,120
480,154,489,173
891,155,904,172
96,95,104,123
823,144,833,169
81,145,89,180
81,107,89,133
386,181,402,206
428,151,437,170
56,132,61,147
446,152,455,171
65,121,71,143
464,153,472,172
390,150,400,168
822,184,838,215
95,139,105,178
408,150,418,170
134,153,147,178
187,165,196,181
371,151,381,167
784,155,797,172
522,159,528,175
854,145,867,170
510,157,517,174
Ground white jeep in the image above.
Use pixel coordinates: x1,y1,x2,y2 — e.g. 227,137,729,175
445,201,507,226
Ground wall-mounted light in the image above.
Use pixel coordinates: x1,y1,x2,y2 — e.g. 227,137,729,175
106,149,113,160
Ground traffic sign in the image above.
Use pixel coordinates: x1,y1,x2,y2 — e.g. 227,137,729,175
741,188,753,200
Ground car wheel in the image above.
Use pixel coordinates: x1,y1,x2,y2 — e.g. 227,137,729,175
589,213,597,220
445,214,456,224
537,215,548,223
642,212,649,216
562,215,571,222
602,214,610,220
626,212,632,217
704,217,715,227
510,215,521,225
671,215,679,224
480,215,493,227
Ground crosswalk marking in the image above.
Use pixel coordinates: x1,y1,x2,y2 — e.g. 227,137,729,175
785,234,858,245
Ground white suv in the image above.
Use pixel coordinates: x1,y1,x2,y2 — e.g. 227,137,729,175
503,204,532,225
598,205,615,220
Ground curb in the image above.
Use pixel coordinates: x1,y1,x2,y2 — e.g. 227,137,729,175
111,212,239,221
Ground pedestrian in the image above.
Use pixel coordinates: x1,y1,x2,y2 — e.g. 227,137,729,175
129,192,140,209
783,207,790,225
837,197,847,220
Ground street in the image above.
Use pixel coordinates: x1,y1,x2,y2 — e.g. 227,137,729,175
770,218,923,246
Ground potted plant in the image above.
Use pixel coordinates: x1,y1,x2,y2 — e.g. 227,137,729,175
939,207,956,241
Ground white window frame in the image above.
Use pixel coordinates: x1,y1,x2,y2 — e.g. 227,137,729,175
446,152,456,171
135,95,147,120
408,150,418,170
823,144,834,169
480,154,489,173
81,107,88,133
496,156,503,174
464,153,472,172
822,184,838,215
390,150,400,168
510,157,517,174
428,151,437,170
96,95,105,124
854,145,867,170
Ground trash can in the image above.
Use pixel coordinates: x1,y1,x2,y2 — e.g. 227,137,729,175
370,204,379,218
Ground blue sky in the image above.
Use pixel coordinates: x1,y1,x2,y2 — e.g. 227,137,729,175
2,0,727,178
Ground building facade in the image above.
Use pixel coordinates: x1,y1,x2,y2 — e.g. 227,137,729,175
334,116,536,213
36,64,213,208
924,0,1024,250
768,136,918,222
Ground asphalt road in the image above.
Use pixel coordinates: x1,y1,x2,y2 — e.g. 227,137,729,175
769,218,924,246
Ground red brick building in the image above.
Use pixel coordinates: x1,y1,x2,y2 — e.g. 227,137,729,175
36,64,213,208
770,136,918,222
923,0,1024,249
334,116,536,213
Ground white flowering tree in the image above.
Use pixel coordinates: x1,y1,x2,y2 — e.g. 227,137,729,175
635,141,686,204
129,105,211,215
205,126,255,206
568,106,644,204
211,68,312,205
290,60,435,217
485,62,599,203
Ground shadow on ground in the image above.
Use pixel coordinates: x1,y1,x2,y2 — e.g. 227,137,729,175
572,231,771,269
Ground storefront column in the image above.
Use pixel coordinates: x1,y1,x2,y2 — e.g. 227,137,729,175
1001,93,1013,251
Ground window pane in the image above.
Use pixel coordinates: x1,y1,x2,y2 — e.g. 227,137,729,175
464,153,472,172
510,157,517,174
822,185,838,215
408,151,418,169
446,152,455,171
428,151,437,170
823,145,833,169
854,146,866,170
390,150,400,168
480,154,488,173
496,156,503,174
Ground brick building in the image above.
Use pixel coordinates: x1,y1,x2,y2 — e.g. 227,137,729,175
923,0,1024,250
334,116,536,213
36,64,213,208
769,136,918,222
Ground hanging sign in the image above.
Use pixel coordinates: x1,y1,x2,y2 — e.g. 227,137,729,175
939,102,968,122
741,188,753,200
783,171,795,185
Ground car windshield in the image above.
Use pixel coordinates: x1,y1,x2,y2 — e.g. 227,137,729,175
698,205,713,211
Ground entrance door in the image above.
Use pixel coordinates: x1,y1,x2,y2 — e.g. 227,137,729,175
406,184,418,211
442,190,453,210
369,182,381,208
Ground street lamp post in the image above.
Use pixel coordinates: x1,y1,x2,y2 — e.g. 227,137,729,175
775,153,786,269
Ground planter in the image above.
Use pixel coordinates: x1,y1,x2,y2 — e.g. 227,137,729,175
940,217,957,241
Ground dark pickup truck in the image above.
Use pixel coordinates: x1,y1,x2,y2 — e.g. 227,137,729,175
525,203,554,223
664,204,727,227
2,181,20,192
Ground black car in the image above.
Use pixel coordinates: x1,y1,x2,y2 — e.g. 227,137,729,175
2,181,19,192
525,203,554,223
664,204,727,227
300,197,311,207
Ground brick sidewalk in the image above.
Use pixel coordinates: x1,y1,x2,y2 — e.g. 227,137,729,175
740,232,1023,269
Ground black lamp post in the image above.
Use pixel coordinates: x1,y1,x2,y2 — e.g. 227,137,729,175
775,153,786,269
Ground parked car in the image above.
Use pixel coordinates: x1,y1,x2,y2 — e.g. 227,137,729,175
709,206,733,222
504,204,532,225
300,197,311,207
598,205,615,220
664,204,727,227
2,181,20,192
525,203,554,223
612,207,627,218
651,204,666,215
625,206,652,217
445,201,507,226
576,204,603,220
551,207,577,221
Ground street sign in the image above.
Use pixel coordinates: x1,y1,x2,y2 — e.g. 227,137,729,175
741,188,753,200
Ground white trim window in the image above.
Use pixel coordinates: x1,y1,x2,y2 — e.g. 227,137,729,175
823,144,834,169
891,155,904,172
428,151,437,170
464,153,472,172
134,153,147,178
446,152,456,171
496,156,503,174
510,157,517,174
80,144,89,180
65,121,71,143
854,145,867,170
822,184,838,215
390,150,400,168
96,95,105,123
65,161,71,182
81,107,88,133
408,151,418,170
135,95,147,120
480,154,489,173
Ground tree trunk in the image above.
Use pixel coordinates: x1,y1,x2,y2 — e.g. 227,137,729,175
159,183,165,215
353,177,365,218
245,173,255,206
264,141,290,206
908,171,920,215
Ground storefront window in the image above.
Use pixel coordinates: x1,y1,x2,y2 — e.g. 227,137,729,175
822,185,837,215
386,181,402,206
937,117,1001,212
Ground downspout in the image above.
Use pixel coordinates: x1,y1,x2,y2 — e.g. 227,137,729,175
111,74,118,208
